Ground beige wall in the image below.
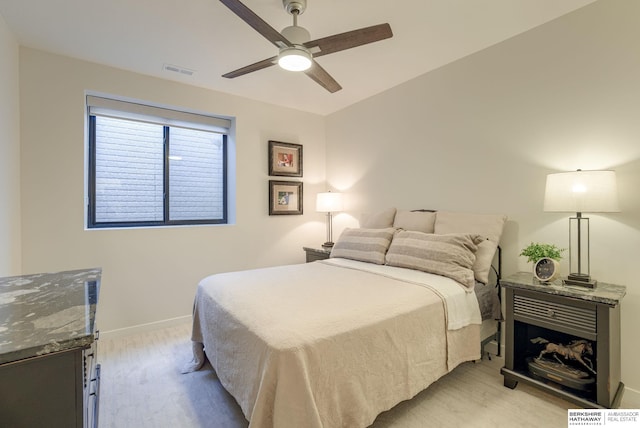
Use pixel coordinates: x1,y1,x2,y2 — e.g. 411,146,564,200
9,0,640,405
0,14,21,276
326,0,640,403
19,48,327,333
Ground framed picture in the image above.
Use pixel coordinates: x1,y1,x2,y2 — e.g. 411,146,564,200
269,180,303,215
269,141,303,177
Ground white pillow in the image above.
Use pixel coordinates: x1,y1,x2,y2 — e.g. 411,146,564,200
359,208,397,229
393,210,436,233
330,227,396,265
386,231,484,289
434,211,507,284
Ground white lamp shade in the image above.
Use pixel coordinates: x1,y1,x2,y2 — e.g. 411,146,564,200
543,170,620,213
316,192,343,213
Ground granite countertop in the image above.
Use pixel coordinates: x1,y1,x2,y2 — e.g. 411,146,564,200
501,271,626,307
0,268,101,365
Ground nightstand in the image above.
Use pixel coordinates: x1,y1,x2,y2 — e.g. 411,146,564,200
500,272,626,408
303,247,331,262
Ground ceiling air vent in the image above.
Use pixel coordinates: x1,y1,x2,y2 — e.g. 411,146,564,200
163,63,195,76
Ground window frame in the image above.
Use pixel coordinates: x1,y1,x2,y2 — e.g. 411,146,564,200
87,101,229,229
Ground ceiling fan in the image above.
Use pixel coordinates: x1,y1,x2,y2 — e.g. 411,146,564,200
219,0,393,93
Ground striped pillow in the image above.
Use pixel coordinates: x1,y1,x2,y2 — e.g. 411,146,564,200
330,228,396,265
385,230,485,289
434,211,507,284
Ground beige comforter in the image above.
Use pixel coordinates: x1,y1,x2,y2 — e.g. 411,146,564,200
185,259,481,428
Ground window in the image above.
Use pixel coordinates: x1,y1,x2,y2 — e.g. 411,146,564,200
87,96,230,228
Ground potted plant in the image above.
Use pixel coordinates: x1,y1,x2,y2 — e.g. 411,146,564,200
520,242,565,282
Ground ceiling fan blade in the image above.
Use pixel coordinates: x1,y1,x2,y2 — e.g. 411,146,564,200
304,23,393,58
304,60,342,93
219,0,291,47
222,56,278,78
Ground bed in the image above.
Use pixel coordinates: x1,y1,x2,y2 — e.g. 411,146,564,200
184,209,506,427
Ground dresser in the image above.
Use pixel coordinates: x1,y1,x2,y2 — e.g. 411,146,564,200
500,272,625,408
0,268,102,428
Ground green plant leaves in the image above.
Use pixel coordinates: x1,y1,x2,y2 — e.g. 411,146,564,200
519,242,566,263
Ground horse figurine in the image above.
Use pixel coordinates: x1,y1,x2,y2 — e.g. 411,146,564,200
530,337,596,375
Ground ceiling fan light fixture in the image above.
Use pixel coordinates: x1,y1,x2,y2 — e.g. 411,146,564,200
278,46,312,71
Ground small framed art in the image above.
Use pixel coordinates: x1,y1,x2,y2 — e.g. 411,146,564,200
268,141,303,177
269,180,303,215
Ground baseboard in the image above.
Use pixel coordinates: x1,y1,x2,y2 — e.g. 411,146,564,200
100,315,192,340
622,386,640,408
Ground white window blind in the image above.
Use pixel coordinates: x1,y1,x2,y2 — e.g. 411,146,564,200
87,95,231,133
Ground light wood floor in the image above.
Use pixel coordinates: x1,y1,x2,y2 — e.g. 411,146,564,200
98,322,574,427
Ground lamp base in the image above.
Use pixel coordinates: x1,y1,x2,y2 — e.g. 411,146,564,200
563,273,597,289
321,242,334,250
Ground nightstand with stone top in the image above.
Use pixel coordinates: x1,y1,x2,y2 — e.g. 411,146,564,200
500,272,626,408
303,246,332,262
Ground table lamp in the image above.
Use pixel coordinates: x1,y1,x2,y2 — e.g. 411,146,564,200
316,191,343,249
543,170,619,288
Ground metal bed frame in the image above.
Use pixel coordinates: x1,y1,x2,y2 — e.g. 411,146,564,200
481,245,502,359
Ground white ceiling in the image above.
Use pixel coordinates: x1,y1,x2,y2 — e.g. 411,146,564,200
0,0,596,116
